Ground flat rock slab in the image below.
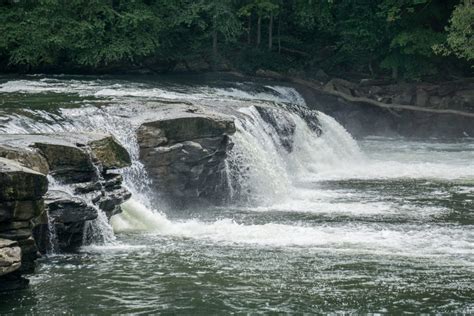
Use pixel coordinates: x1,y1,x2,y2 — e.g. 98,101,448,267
0,133,131,183
138,110,235,148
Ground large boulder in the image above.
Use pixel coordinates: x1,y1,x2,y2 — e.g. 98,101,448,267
0,157,48,203
137,109,235,208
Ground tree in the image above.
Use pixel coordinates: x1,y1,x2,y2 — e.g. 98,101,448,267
379,0,457,79
238,0,278,48
434,0,474,62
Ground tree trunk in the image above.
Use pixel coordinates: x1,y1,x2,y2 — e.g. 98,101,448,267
268,13,273,51
212,28,218,69
257,15,261,47
278,15,281,54
247,15,252,45
392,66,399,80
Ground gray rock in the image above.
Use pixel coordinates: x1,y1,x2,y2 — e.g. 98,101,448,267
0,133,132,255
0,158,48,202
255,105,296,152
0,239,21,276
46,190,98,224
0,133,131,184
39,190,97,252
137,110,235,207
0,238,30,291
0,145,49,174
415,88,429,107
0,238,27,292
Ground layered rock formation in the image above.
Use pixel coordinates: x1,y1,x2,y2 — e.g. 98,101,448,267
0,157,48,290
0,132,131,290
137,109,235,207
0,133,131,218
255,70,474,138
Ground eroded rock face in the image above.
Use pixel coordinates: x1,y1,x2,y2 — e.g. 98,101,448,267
0,132,132,256
314,78,474,138
137,111,236,208
0,158,48,289
0,133,131,183
33,190,98,252
0,133,132,216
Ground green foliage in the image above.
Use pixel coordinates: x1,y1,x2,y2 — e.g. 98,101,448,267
378,0,457,78
434,2,474,62
0,0,161,67
0,0,472,78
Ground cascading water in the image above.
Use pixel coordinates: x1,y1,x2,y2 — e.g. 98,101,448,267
1,76,363,236
0,76,472,314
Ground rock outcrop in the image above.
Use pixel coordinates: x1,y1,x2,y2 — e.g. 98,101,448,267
137,109,235,208
0,133,131,252
255,70,474,138
0,133,131,216
34,190,98,252
0,132,132,290
0,158,48,290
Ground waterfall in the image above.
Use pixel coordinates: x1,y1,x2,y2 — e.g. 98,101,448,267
224,105,362,205
0,77,363,239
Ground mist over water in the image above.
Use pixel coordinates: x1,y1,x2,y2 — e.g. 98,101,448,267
0,76,473,314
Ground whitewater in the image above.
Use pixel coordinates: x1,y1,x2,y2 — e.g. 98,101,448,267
0,75,472,314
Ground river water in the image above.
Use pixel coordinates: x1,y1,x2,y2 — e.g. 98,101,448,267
0,75,472,314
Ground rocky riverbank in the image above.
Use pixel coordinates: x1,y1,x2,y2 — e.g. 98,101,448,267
253,70,474,138
0,133,131,290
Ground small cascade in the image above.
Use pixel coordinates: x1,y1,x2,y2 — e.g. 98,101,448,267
44,177,59,255
47,170,117,248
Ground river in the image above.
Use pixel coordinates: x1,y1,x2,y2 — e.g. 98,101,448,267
0,75,472,314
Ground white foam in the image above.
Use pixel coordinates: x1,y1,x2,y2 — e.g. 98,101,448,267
0,78,306,106
112,200,472,260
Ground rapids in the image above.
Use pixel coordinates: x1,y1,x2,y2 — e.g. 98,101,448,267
0,75,472,314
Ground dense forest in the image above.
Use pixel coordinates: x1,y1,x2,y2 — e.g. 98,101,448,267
0,0,473,80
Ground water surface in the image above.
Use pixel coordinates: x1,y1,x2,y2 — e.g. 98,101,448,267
0,76,472,314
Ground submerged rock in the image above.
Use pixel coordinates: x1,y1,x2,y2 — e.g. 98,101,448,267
137,109,235,208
